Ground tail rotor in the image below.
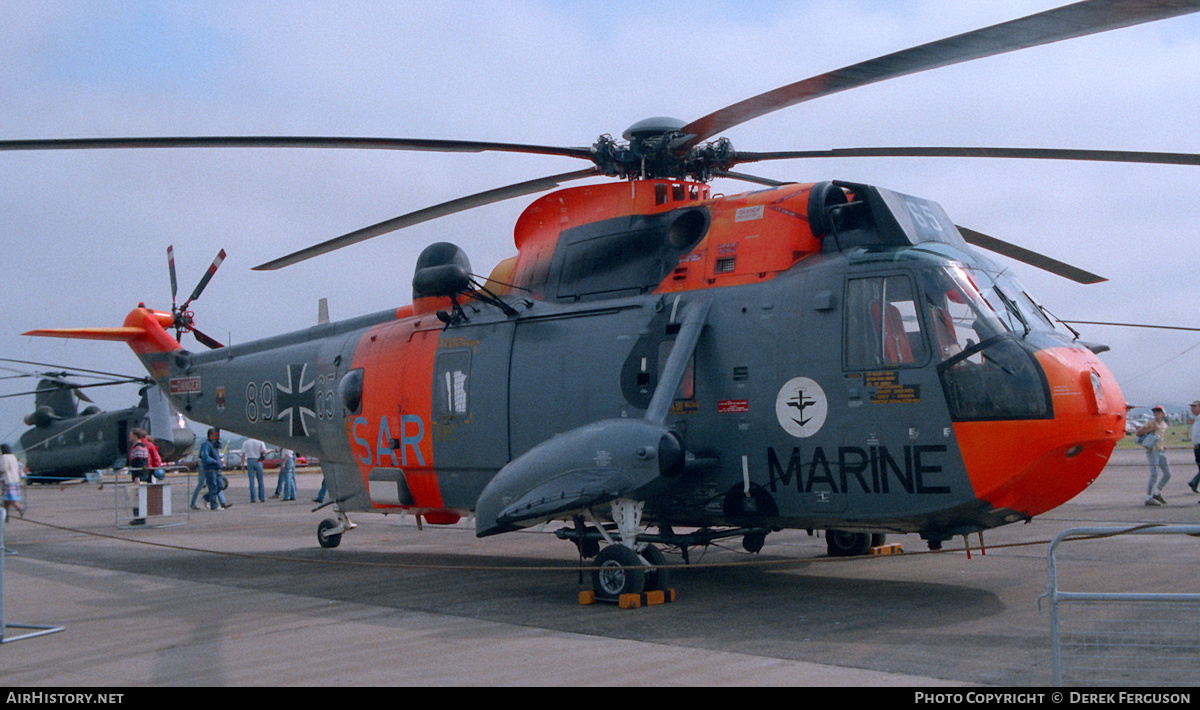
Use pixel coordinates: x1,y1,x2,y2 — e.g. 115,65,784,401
167,245,226,349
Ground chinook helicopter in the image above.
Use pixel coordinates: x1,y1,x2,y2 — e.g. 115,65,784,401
2,359,195,482
8,0,1200,600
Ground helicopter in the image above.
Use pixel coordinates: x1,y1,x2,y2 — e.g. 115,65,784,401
2,359,196,483
7,0,1200,600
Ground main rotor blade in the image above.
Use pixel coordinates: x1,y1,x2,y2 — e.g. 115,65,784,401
677,0,1200,150
713,170,792,187
168,245,178,305
0,357,144,381
254,168,601,271
0,136,595,161
958,226,1106,285
730,146,1200,168
1061,320,1200,332
0,379,150,401
181,249,226,310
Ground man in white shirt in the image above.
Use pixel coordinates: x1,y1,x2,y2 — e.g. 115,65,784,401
242,438,268,503
1188,401,1200,494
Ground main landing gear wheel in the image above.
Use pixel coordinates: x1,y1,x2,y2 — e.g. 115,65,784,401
317,518,342,548
825,530,871,557
591,545,646,601
640,544,670,592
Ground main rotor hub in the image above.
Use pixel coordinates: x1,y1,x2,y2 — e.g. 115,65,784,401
621,117,687,142
592,116,734,182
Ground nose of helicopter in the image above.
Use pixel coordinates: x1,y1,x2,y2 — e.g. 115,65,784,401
954,344,1125,519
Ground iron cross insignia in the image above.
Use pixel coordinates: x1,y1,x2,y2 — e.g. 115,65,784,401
276,364,316,437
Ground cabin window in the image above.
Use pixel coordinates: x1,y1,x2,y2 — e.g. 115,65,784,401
434,350,471,420
657,339,695,401
844,275,927,369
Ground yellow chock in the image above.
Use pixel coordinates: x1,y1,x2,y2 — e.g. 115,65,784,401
578,590,596,606
618,593,642,609
643,590,665,606
869,543,903,556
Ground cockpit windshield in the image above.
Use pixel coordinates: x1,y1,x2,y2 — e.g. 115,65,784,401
920,264,1052,421
918,264,1006,363
961,265,1056,336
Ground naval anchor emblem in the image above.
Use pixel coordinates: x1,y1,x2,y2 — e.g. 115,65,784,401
775,377,828,438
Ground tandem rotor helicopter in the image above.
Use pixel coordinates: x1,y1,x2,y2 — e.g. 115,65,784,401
6,0,1200,600
1,359,195,482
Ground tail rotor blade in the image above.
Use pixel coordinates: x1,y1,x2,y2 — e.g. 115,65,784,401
189,326,224,350
182,249,226,310
168,245,179,306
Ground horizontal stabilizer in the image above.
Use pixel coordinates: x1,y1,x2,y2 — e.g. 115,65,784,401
24,307,183,357
23,327,146,342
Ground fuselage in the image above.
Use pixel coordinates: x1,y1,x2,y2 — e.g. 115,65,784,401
50,178,1126,544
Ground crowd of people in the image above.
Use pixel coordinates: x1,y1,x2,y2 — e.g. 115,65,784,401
1,426,322,524
189,429,306,510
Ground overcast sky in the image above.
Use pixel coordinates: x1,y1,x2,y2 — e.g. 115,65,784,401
2,1,1198,443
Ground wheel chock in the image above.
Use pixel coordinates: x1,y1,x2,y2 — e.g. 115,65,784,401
643,588,678,605
869,543,903,556
579,588,678,608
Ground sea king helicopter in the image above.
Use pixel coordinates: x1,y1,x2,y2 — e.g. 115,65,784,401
1,358,195,482
8,0,1200,600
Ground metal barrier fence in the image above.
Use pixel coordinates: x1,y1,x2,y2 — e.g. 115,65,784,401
1046,525,1200,687
1,508,65,643
112,467,192,528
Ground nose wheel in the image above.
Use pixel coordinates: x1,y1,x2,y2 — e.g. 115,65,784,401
317,518,342,548
316,510,357,549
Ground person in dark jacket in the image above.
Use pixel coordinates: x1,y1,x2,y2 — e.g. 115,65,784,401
195,428,229,511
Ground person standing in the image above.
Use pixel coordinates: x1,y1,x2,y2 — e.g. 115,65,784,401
1138,405,1172,506
127,430,150,525
127,430,150,483
197,428,229,510
1188,401,1200,494
278,448,297,501
1,443,25,519
137,428,165,481
241,437,267,503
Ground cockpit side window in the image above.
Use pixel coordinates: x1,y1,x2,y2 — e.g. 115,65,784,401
845,275,927,370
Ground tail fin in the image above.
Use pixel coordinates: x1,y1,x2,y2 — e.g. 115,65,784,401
24,306,183,379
